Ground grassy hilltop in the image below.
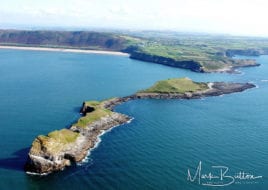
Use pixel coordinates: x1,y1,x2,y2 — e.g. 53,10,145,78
139,78,209,94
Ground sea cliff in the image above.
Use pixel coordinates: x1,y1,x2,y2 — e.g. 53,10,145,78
129,51,259,73
129,51,204,72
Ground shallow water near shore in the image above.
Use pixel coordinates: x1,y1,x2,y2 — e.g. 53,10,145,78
0,49,267,189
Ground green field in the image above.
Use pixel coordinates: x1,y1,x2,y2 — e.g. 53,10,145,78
73,101,112,128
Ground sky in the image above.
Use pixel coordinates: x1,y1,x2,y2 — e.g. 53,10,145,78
0,0,268,36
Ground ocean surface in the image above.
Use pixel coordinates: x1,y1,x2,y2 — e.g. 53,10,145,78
0,49,267,190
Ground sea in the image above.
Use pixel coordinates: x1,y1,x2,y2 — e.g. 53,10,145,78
0,49,267,190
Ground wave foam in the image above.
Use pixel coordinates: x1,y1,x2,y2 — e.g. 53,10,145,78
78,117,134,166
26,171,51,176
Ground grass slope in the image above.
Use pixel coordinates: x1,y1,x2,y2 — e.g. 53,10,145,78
73,101,112,128
31,129,79,154
140,78,208,93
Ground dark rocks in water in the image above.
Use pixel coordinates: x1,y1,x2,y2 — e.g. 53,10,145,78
205,82,255,96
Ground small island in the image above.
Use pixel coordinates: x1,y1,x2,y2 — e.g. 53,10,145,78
25,78,255,175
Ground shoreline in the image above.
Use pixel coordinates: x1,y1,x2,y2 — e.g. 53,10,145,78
0,45,129,56
78,117,134,166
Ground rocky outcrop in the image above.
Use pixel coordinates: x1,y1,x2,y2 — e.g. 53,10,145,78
25,130,86,174
25,103,131,175
129,51,204,72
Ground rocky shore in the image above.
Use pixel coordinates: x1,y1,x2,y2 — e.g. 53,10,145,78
103,82,255,110
24,80,255,175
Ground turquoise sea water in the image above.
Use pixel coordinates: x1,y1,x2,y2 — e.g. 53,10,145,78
0,49,267,190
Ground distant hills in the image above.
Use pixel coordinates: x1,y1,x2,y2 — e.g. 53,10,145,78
0,30,129,51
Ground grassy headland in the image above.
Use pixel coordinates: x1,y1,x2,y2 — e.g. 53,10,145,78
1,30,268,72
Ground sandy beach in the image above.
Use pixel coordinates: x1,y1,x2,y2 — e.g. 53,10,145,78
0,45,129,56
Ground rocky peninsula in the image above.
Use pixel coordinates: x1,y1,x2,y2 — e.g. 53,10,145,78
25,78,255,175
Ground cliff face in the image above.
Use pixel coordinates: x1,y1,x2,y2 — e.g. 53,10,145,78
129,51,204,72
129,51,260,73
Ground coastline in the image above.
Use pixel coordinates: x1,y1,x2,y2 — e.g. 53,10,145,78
0,46,259,74
0,45,129,56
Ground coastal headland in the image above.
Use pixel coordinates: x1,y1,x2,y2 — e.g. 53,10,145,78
24,78,255,175
1,30,267,73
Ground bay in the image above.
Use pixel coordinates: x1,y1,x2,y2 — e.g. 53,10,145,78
0,49,267,189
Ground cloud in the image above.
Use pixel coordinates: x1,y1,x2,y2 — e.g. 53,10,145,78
1,0,268,36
